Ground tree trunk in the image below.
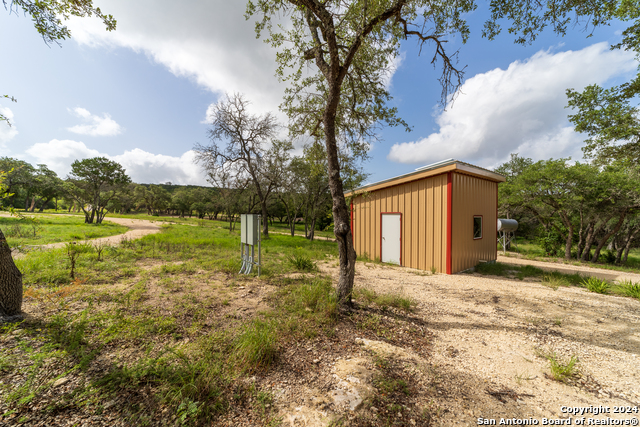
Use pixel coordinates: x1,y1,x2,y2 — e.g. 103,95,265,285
324,83,356,310
260,199,269,237
591,210,627,263
29,197,36,212
38,197,53,212
307,218,316,241
618,228,640,264
577,221,593,259
581,220,605,261
0,228,23,318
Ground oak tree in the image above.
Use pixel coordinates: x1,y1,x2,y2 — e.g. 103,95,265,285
195,93,288,237
65,157,131,224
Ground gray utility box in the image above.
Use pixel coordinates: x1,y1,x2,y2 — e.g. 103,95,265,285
241,214,260,245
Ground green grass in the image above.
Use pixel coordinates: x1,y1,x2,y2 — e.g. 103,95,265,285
4,219,342,425
353,287,417,312
541,271,583,290
0,214,128,247
233,320,279,372
542,351,580,383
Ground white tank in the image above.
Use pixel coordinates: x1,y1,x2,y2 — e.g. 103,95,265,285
497,218,518,232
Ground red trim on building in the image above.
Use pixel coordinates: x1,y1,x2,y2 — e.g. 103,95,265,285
380,212,402,265
446,172,452,274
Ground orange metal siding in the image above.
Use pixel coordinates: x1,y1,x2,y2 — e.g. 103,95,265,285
351,173,448,272
451,173,498,272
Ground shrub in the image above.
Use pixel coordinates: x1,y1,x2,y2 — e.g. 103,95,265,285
581,277,609,294
602,250,617,264
546,353,579,383
287,253,317,272
617,280,640,300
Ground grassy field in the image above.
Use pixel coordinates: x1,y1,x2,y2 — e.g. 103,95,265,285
41,209,337,239
0,215,129,248
503,239,640,274
1,218,428,426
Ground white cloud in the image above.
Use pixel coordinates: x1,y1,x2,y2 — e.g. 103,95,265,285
67,107,123,136
112,148,207,185
66,1,284,116
25,139,101,176
24,139,207,185
387,42,638,168
66,1,400,119
0,106,19,150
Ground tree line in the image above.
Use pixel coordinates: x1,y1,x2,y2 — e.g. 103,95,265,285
0,140,364,240
496,155,640,265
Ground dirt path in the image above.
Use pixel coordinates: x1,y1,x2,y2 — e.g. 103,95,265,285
2,214,162,255
497,254,640,283
313,260,640,426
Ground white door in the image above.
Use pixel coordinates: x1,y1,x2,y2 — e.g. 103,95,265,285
381,214,401,265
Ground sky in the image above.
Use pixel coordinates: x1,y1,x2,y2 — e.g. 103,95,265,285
1,1,637,187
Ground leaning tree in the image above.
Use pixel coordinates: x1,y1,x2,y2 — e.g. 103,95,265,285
246,0,637,310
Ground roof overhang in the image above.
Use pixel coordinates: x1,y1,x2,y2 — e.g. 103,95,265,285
344,159,505,197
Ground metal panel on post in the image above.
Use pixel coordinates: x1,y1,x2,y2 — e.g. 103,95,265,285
240,214,261,276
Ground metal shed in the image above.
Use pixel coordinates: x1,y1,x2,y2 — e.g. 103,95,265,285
345,159,506,274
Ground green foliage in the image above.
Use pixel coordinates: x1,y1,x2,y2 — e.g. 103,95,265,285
582,277,610,294
3,0,116,46
567,82,640,164
287,253,317,272
616,279,640,300
602,250,617,264
541,352,580,383
538,230,564,257
66,157,131,224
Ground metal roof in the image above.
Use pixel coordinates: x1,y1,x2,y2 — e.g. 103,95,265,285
345,159,505,195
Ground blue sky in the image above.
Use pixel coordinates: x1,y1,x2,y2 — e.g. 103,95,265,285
1,1,637,187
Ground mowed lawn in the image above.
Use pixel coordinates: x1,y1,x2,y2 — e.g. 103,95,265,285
0,214,129,247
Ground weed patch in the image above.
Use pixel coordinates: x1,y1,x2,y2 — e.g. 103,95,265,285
582,277,610,294
616,279,640,300
353,287,417,312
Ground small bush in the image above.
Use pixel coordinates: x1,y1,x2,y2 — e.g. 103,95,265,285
602,250,617,264
582,277,609,294
617,280,640,300
287,253,317,272
545,352,579,383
